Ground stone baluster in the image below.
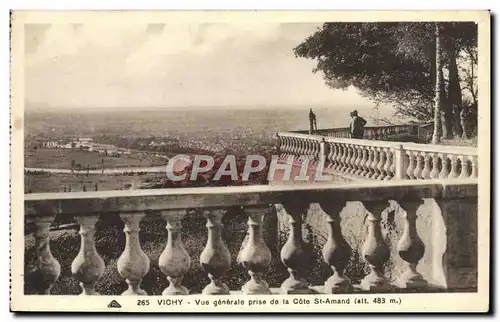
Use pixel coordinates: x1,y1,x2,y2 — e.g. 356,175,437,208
375,147,386,180
420,152,432,179
354,146,363,175
298,138,304,156
360,147,370,177
334,143,341,169
448,155,459,179
344,144,352,172
238,207,272,294
314,141,321,162
303,139,308,157
395,199,428,290
458,155,470,179
470,155,478,178
117,212,150,295
28,215,61,295
369,147,380,179
429,153,440,179
311,140,319,161
327,143,336,168
362,147,371,178
360,202,391,291
342,144,351,173
294,138,300,156
406,151,416,179
349,145,357,173
351,145,363,175
280,201,313,294
412,152,423,179
306,139,312,157
158,210,191,295
295,139,302,156
71,215,105,295
342,144,350,173
287,138,293,156
390,147,398,179
284,137,291,156
295,138,304,156
291,138,298,156
329,143,337,169
280,137,287,156
356,146,367,176
382,148,393,180
304,139,311,157
305,139,312,157
309,141,316,161
200,209,231,295
339,144,347,172
346,145,354,174
438,153,450,179
319,200,353,293
335,144,344,171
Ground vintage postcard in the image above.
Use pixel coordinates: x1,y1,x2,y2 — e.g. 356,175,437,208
10,10,490,313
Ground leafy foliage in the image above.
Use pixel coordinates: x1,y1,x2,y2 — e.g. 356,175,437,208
294,22,478,128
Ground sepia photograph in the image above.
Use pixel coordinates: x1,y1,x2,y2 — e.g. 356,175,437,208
10,10,490,313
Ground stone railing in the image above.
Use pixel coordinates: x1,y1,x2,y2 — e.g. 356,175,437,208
24,180,477,295
276,133,478,181
292,124,419,141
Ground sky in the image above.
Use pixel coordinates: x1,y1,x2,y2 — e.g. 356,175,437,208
24,22,375,110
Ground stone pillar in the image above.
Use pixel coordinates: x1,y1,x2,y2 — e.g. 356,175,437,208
158,210,191,295
200,209,231,295
71,215,105,295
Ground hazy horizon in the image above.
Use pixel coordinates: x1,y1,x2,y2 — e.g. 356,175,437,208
24,22,391,112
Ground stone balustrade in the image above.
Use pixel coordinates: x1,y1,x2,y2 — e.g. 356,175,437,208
276,133,478,181
292,124,418,141
24,180,477,295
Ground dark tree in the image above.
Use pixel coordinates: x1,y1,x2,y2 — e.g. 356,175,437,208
294,21,478,138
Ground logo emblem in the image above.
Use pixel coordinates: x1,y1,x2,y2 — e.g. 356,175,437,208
107,300,122,308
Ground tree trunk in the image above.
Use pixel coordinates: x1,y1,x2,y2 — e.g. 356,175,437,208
447,46,463,137
432,23,443,144
441,85,453,139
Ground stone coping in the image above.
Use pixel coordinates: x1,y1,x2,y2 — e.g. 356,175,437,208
25,179,477,217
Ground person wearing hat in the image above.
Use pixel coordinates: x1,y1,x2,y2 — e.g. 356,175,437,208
349,110,367,139
309,108,317,134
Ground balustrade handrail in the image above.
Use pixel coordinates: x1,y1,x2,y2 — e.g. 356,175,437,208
276,132,325,141
401,142,478,156
291,123,418,134
25,179,477,217
323,136,403,149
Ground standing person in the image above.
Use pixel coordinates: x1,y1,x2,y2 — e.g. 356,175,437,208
349,110,367,139
309,108,317,134
460,106,470,139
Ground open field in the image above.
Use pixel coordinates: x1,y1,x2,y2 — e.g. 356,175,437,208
24,148,167,170
25,172,163,193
